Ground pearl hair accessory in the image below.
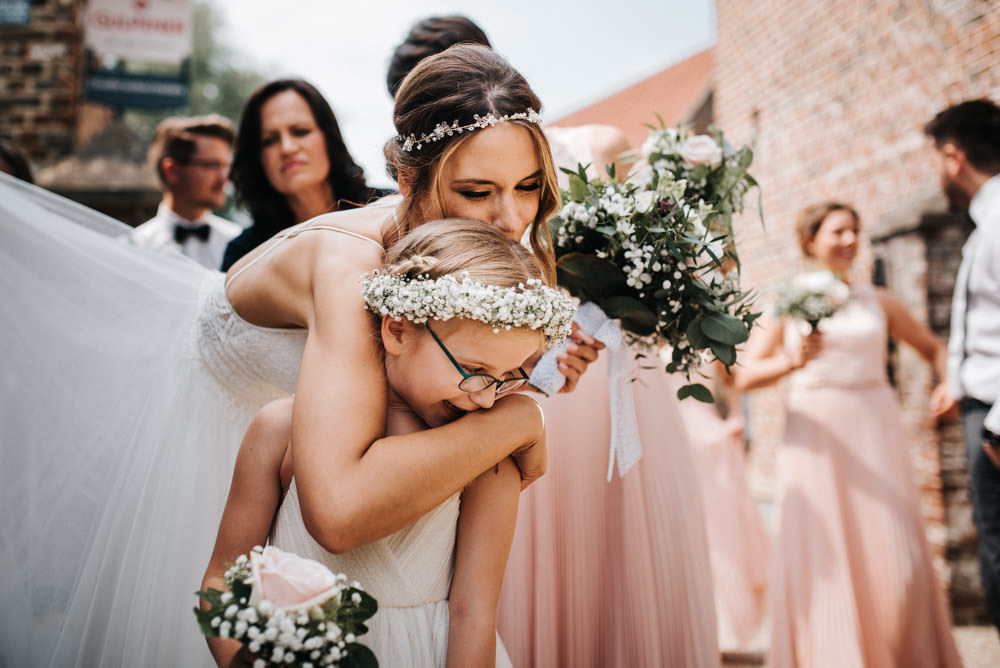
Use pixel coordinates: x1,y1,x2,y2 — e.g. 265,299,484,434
361,269,575,349
396,108,543,152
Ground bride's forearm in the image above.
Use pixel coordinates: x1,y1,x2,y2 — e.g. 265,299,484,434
295,394,542,554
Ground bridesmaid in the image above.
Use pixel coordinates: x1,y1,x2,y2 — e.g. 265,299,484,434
736,201,962,667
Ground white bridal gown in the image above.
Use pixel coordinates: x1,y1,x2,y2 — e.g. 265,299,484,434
271,482,514,667
0,173,318,667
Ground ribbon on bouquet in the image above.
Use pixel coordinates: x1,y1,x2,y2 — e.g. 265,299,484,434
528,301,643,480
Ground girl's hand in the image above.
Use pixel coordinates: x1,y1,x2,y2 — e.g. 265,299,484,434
557,325,605,393
929,382,959,421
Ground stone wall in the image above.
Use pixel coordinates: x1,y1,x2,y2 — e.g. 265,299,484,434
0,0,81,167
714,0,1000,621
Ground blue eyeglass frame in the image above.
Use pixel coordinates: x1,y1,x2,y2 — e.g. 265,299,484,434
424,322,530,395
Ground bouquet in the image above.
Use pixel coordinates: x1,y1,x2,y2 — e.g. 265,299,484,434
548,123,761,402
195,546,378,668
773,270,850,330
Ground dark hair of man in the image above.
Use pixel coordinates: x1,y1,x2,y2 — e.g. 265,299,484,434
386,15,491,98
229,79,372,239
0,137,34,183
925,98,1000,175
150,115,235,184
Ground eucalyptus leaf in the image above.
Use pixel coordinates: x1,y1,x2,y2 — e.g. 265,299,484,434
709,340,737,366
686,317,709,348
556,253,629,301
677,383,714,403
700,313,749,344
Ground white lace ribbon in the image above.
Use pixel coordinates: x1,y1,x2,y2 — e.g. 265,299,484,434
528,301,643,480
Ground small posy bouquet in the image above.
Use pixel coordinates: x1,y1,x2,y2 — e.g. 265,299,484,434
773,270,851,330
195,546,378,667
548,123,760,402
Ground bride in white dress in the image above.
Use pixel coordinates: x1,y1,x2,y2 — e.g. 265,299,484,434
203,219,574,667
0,45,592,667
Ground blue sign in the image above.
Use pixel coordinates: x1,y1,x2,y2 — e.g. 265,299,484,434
0,0,30,25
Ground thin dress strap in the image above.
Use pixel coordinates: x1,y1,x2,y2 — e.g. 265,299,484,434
225,223,384,290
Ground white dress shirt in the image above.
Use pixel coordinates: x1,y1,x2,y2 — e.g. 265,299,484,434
949,173,1000,435
132,202,242,270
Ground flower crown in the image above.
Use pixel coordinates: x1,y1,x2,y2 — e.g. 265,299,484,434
361,270,575,349
396,108,543,152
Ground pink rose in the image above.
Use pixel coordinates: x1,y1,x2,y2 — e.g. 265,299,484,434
679,135,723,166
249,546,343,612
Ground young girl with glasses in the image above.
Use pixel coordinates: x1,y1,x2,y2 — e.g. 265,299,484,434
203,218,575,668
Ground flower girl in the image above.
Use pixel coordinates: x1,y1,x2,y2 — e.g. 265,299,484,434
202,218,575,668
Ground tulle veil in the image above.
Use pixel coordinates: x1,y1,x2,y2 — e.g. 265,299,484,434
0,173,256,667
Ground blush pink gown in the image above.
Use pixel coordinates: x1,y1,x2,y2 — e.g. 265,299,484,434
768,284,962,667
678,372,769,653
496,356,721,667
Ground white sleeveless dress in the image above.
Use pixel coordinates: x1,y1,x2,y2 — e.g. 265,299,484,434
0,174,381,667
271,482,513,667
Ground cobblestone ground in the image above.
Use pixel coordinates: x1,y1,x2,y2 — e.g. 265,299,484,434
720,626,999,667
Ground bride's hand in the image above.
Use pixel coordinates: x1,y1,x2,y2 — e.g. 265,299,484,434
557,324,604,393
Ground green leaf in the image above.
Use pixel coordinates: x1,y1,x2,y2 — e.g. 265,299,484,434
700,313,749,345
340,644,379,668
677,383,715,403
568,170,591,202
556,254,629,301
709,340,737,366
598,296,658,336
685,317,709,348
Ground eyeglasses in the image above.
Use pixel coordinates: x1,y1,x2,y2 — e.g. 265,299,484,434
183,158,231,174
425,323,529,395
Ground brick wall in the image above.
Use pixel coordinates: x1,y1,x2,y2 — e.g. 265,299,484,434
0,0,81,167
714,0,1000,621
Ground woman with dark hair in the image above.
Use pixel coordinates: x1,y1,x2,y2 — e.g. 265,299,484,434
221,79,388,270
386,15,491,97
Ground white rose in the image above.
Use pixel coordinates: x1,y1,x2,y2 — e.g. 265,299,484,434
679,135,723,167
635,190,657,213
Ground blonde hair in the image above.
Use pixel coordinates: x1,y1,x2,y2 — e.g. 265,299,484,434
382,45,558,283
795,201,860,256
383,218,546,289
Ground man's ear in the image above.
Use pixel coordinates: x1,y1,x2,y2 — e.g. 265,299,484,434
160,157,182,188
941,141,966,179
381,317,410,357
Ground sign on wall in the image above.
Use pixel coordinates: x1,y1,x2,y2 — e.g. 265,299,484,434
83,0,191,109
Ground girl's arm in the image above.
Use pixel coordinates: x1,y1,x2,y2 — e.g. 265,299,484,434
875,288,957,418
202,398,294,668
447,458,521,668
290,242,545,555
733,312,820,391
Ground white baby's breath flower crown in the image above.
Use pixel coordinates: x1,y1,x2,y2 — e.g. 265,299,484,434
396,108,543,152
361,270,575,349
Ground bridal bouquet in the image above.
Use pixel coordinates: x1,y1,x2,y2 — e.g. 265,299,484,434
195,546,378,667
773,270,851,330
548,123,760,402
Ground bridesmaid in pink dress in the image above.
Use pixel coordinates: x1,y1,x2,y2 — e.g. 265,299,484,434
677,361,770,654
736,202,962,667
496,125,721,667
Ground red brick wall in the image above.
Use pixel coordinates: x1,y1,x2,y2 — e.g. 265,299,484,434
714,0,1000,621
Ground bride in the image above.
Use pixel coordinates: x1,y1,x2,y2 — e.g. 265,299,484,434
0,45,597,667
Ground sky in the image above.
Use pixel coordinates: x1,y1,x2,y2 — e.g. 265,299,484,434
217,1,716,187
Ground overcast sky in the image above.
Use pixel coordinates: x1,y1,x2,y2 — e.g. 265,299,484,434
217,1,716,187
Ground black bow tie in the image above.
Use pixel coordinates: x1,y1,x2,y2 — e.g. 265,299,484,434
174,223,211,244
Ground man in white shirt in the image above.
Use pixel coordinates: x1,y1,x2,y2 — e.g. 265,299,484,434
927,98,1000,632
133,115,241,270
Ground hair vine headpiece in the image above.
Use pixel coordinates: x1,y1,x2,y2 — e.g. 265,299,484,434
361,270,575,349
397,108,543,152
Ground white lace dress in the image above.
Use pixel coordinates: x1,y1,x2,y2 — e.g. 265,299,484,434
0,174,364,667
271,482,513,667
